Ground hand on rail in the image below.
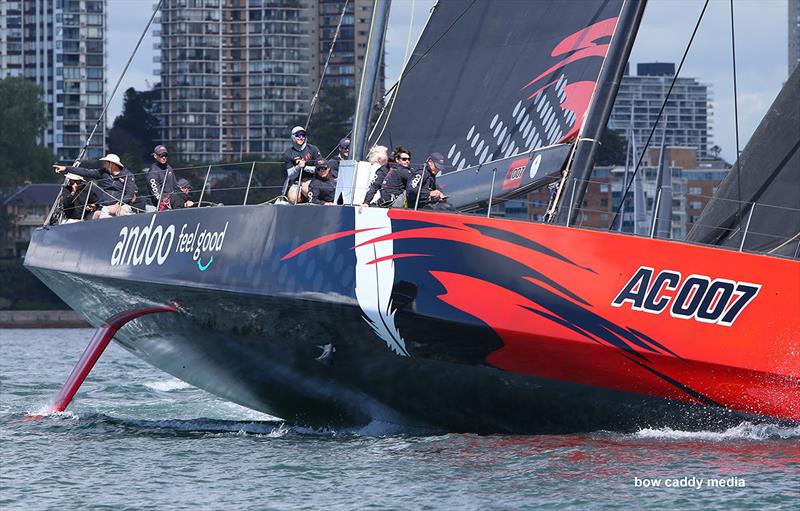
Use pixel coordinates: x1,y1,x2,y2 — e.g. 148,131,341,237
54,165,66,173
358,203,369,214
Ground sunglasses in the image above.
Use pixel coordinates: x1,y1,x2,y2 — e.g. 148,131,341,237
398,156,410,161
157,153,168,157
293,133,306,138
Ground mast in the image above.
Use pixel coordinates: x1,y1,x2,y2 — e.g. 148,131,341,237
352,0,391,161
554,0,647,225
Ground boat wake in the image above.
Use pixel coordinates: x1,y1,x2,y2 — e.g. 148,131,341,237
142,378,195,392
630,421,800,441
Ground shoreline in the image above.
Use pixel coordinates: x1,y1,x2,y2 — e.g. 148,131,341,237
0,310,90,329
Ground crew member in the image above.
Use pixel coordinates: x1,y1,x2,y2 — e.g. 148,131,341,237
60,173,98,221
172,178,195,209
361,145,389,208
328,137,350,179
407,152,449,210
147,144,177,210
282,126,322,203
377,147,413,207
308,159,337,205
54,153,137,219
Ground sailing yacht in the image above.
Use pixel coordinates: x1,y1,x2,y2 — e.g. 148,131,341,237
24,0,798,433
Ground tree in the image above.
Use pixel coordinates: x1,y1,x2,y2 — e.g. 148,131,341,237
302,86,355,157
108,87,161,173
0,77,56,186
596,128,628,166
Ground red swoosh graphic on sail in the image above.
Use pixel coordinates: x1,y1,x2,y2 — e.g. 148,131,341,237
521,17,618,143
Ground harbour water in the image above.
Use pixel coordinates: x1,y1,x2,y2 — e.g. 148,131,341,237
1,329,798,510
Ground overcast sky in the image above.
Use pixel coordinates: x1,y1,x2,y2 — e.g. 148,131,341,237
108,0,789,163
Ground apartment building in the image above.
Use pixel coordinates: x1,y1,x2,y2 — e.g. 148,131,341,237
0,0,107,161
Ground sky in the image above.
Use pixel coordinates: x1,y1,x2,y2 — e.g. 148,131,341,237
107,0,790,163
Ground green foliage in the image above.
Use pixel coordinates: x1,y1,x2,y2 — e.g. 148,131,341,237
0,259,68,310
303,86,355,157
597,128,628,166
108,87,161,173
0,77,57,186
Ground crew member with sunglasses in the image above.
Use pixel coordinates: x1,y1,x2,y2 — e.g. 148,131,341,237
377,147,414,207
282,126,321,203
147,145,178,210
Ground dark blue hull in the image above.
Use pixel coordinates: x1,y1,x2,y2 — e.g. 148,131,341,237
24,205,765,433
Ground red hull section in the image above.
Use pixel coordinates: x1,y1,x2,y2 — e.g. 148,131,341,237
384,210,800,421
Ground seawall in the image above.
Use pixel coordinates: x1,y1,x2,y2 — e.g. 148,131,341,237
0,310,90,329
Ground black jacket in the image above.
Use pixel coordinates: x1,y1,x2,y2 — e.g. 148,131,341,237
282,142,322,180
406,167,440,208
378,164,412,205
328,153,347,179
308,174,337,205
172,189,193,209
66,166,137,206
146,162,178,207
363,164,390,204
61,183,98,220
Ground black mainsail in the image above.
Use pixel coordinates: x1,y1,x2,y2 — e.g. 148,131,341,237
686,65,800,258
374,0,644,210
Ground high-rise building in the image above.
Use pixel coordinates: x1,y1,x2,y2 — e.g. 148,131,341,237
608,62,713,161
154,0,319,163
790,0,800,74
317,0,376,90
0,0,107,161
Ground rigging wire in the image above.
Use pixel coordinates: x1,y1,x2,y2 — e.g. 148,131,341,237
306,0,349,129
367,0,417,147
73,0,164,166
609,0,710,230
729,0,744,233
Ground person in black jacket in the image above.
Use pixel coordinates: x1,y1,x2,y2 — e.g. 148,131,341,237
377,147,413,207
308,159,337,205
328,137,350,179
54,153,137,219
361,145,389,208
60,173,98,221
407,152,450,210
282,126,322,203
146,144,178,210
172,179,195,209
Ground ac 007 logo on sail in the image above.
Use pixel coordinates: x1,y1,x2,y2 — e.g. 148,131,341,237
611,266,761,327
110,214,229,270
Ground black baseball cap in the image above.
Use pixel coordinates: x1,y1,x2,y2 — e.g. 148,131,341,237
428,152,449,170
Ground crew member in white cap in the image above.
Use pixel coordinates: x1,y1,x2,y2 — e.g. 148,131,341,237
54,153,137,218
281,126,321,203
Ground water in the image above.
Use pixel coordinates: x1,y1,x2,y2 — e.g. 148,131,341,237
1,329,798,510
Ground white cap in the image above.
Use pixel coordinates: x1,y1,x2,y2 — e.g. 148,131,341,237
64,173,85,182
291,126,306,136
99,153,124,168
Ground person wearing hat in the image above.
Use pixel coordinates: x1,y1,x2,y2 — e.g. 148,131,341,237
60,172,98,221
307,159,337,205
406,152,450,210
54,153,137,218
328,137,350,179
147,144,178,210
171,178,195,209
282,126,321,203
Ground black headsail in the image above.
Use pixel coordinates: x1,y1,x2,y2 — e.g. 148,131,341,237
374,0,642,210
686,65,800,258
